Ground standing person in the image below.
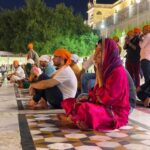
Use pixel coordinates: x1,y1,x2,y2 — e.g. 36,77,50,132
113,36,122,55
27,48,77,109
59,38,130,131
27,42,39,66
39,55,56,77
139,25,150,82
123,30,141,88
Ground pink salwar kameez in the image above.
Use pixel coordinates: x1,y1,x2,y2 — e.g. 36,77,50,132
62,38,130,131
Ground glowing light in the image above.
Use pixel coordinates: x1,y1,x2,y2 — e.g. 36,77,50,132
136,0,140,3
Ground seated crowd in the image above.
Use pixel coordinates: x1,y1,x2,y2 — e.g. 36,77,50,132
6,24,150,131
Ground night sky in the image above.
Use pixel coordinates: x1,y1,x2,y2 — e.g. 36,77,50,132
0,0,117,19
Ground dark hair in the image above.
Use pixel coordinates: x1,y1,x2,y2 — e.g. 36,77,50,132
98,39,102,44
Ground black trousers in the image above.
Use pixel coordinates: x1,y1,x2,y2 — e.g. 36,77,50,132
141,59,150,82
137,79,150,101
33,73,63,108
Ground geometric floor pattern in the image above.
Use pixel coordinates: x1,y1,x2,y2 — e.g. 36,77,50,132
15,86,150,150
19,113,150,150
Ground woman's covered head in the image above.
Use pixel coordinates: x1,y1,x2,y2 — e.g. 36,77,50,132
94,38,122,83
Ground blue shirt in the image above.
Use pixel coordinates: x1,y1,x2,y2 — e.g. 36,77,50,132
43,63,56,77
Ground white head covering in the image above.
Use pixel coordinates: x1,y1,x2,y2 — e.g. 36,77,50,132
39,55,50,62
27,59,34,64
71,54,79,63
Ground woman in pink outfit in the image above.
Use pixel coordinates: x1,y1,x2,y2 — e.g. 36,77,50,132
59,38,130,131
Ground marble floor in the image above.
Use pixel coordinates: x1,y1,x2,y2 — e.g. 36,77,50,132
0,81,150,150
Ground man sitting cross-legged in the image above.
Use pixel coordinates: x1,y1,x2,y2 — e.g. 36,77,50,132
27,48,77,109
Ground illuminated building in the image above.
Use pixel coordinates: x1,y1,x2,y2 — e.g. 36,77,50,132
87,0,150,37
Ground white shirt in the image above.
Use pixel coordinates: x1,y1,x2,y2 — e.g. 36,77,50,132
53,66,77,99
14,66,25,79
140,33,150,61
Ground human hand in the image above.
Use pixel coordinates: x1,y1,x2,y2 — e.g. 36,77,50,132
76,93,89,103
29,85,35,95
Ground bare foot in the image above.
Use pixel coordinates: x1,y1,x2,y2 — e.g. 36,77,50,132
27,99,37,107
57,114,77,128
77,121,89,131
57,114,68,121
144,98,150,107
34,103,48,110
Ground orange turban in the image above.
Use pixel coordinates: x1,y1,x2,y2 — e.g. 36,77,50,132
27,43,33,50
134,27,141,33
143,25,150,32
13,60,19,65
113,36,119,42
127,30,134,36
54,48,71,65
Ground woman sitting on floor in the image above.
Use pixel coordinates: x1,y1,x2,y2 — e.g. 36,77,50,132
58,38,130,131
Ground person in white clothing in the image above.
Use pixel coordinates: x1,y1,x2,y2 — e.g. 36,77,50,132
139,25,150,82
7,60,25,82
27,48,77,109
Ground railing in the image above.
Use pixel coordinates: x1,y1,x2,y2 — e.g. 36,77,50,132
96,0,150,29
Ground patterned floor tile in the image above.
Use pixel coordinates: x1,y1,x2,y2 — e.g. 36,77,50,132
124,143,150,150
48,143,74,149
106,132,128,138
18,113,150,150
75,145,102,150
96,141,121,148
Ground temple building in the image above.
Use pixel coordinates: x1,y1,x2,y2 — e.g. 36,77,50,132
87,0,150,37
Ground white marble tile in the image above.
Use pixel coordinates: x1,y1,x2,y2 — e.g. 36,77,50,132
129,109,150,128
36,148,49,150
75,145,102,150
89,135,112,141
30,130,41,135
28,122,37,126
141,140,150,146
131,134,150,140
119,125,133,130
145,131,150,135
137,127,148,131
48,143,73,149
40,127,59,132
65,133,87,139
35,117,50,121
33,114,50,118
45,137,67,142
106,132,128,138
32,136,44,141
124,144,150,150
96,141,121,148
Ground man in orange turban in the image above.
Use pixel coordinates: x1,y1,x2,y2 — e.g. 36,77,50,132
143,25,150,35
27,42,39,66
7,60,25,82
134,27,141,34
27,48,77,109
53,48,71,66
127,30,134,37
123,29,141,89
113,36,122,54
